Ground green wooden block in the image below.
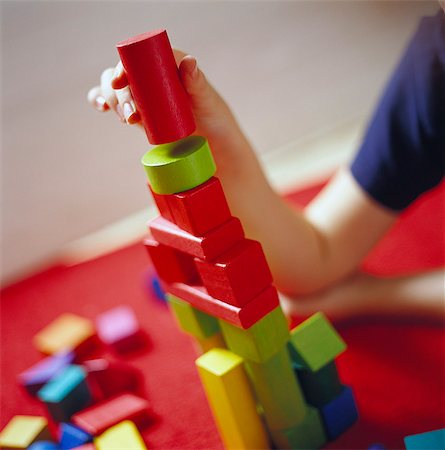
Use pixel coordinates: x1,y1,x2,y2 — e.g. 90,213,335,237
404,428,445,450
219,306,289,363
167,294,220,339
270,406,326,450
245,346,307,430
141,136,216,194
288,312,346,372
295,360,343,407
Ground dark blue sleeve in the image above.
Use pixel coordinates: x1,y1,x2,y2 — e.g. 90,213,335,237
351,11,445,211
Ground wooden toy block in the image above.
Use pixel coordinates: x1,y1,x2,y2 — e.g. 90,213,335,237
195,332,226,355
72,393,150,436
219,306,289,363
161,177,232,236
149,216,244,261
95,420,147,450
27,442,59,450
117,29,195,145
270,406,326,450
195,239,273,307
167,282,279,329
245,346,307,431
196,349,270,450
96,306,145,353
83,358,145,401
66,445,95,450
0,416,51,450
288,312,346,372
33,313,95,356
59,423,92,449
295,360,343,407
149,184,174,222
368,444,387,450
319,385,358,440
404,428,445,450
149,273,167,301
17,350,75,396
167,294,220,339
141,136,215,194
144,239,197,285
37,365,92,423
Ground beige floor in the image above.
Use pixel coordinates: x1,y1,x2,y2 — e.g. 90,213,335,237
1,1,438,284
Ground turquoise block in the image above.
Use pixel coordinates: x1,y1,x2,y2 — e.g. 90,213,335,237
404,428,445,450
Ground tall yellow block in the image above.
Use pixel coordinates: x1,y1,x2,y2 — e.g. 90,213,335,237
95,420,147,450
196,349,270,450
0,415,51,449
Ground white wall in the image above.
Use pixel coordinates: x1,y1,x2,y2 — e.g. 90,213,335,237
1,1,438,284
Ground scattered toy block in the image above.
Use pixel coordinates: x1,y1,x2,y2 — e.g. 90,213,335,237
219,306,289,363
144,239,197,285
59,423,92,449
95,420,147,450
195,332,226,355
33,313,95,356
38,365,92,423
96,306,145,353
141,136,215,194
167,282,279,329
83,358,144,401
0,416,51,449
245,346,307,431
149,216,244,261
270,406,326,450
288,312,346,372
295,360,343,407
27,442,59,450
17,350,75,396
159,177,231,235
404,428,445,450
167,294,220,339
195,239,273,307
149,273,166,302
196,349,270,450
72,394,150,436
319,385,358,440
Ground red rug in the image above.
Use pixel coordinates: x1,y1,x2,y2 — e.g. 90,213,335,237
1,179,444,449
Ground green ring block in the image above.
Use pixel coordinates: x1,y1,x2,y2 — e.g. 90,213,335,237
270,406,326,450
288,312,346,372
167,294,220,339
219,306,289,363
245,346,307,431
141,136,216,194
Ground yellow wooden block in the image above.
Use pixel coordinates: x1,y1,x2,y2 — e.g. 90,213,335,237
0,415,51,449
196,349,270,450
33,313,95,355
194,332,226,355
95,420,147,450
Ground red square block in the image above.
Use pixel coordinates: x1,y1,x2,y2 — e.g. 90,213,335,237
144,238,197,284
149,184,174,222
149,216,244,260
195,239,273,307
166,283,279,329
72,393,150,436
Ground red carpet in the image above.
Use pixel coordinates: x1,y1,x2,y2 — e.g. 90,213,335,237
1,180,444,449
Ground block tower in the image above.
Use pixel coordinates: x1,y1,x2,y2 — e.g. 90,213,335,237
117,29,358,449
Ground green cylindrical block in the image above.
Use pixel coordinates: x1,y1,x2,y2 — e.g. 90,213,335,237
141,136,216,194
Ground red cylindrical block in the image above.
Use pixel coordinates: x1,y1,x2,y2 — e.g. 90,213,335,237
116,29,196,145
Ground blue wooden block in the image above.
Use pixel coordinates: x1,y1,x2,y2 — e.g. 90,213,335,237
27,442,59,450
404,428,445,450
59,423,92,449
151,274,167,302
368,444,387,450
38,365,92,422
319,385,358,440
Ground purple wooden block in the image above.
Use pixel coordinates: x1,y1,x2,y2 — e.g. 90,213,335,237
96,306,143,353
17,350,75,396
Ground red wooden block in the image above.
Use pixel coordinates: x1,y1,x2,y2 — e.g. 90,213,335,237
83,359,145,401
166,283,279,329
144,239,198,284
195,239,273,307
149,184,174,222
166,177,231,236
72,393,150,436
149,216,244,261
116,30,195,145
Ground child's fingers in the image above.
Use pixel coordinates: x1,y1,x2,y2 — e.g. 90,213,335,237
100,67,125,122
87,86,109,112
111,61,128,90
114,86,140,125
